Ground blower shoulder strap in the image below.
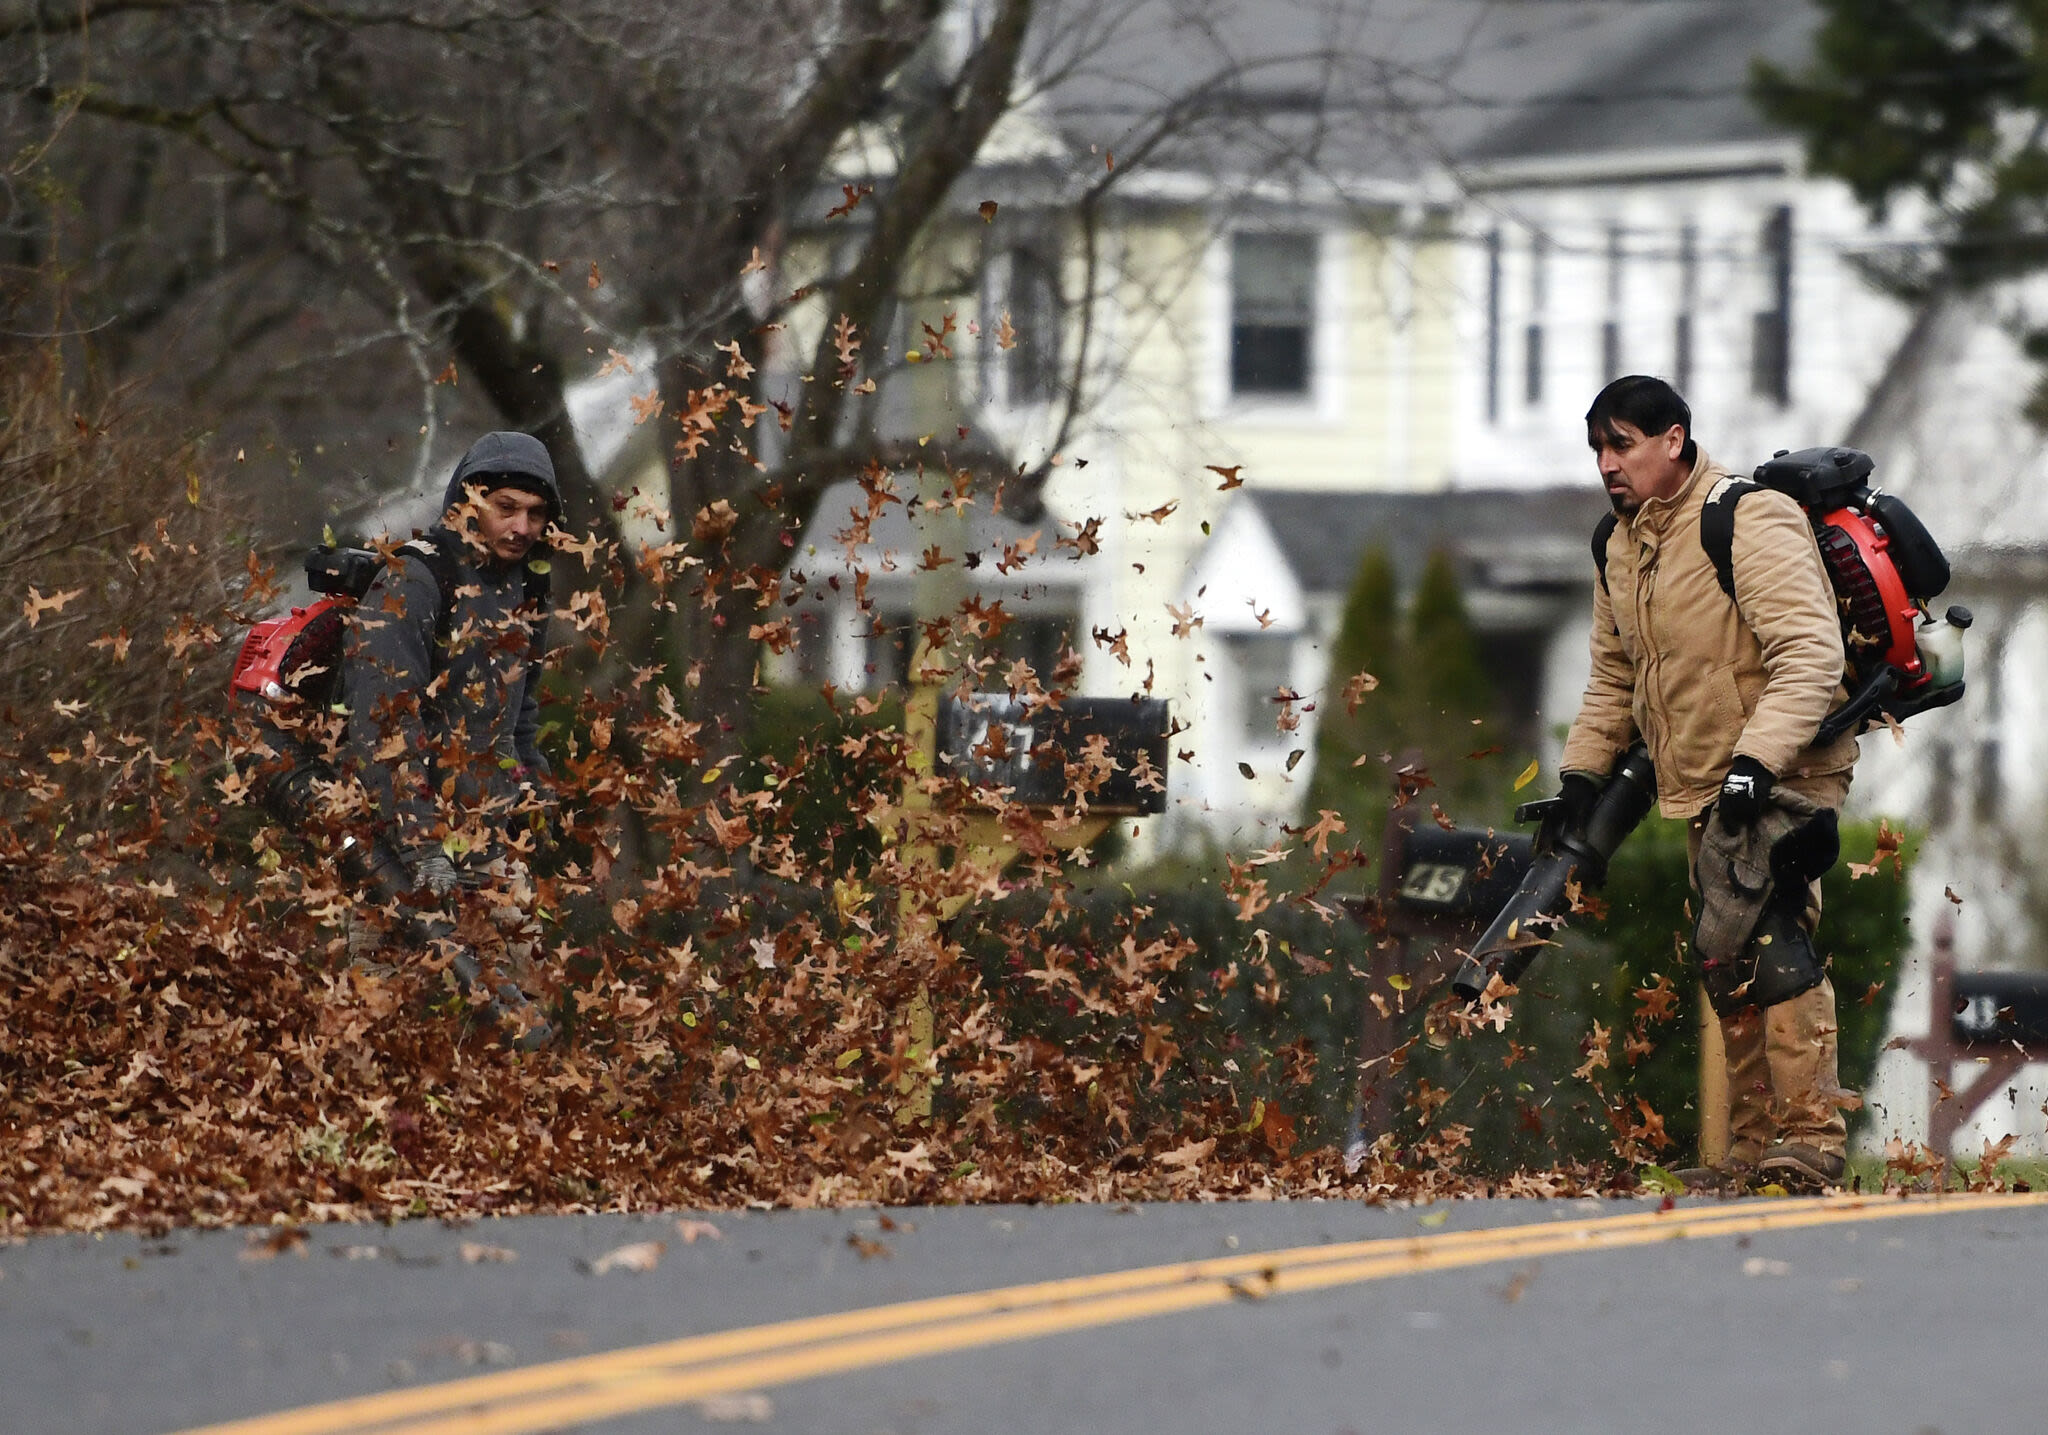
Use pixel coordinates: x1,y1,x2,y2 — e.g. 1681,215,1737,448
520,555,552,616
398,534,467,654
395,532,551,670
1698,478,1759,604
1592,511,1617,591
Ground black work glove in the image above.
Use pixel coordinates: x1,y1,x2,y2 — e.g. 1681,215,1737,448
1714,755,1774,833
1557,772,1601,830
1534,771,1603,854
403,843,460,901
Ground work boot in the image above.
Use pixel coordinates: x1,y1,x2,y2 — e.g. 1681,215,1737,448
491,984,556,1053
445,948,555,1052
1755,1143,1845,1193
1667,1161,1753,1196
345,908,389,969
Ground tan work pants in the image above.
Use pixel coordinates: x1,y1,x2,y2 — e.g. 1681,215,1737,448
1686,769,1851,1164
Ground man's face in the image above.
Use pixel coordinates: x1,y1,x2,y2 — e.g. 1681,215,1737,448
467,484,551,563
1590,419,1690,515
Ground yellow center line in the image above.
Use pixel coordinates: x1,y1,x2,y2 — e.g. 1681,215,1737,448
172,1191,2048,1435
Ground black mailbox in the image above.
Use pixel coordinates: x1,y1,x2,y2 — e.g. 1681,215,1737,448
1951,971,2048,1046
1391,826,1532,921
935,695,1170,814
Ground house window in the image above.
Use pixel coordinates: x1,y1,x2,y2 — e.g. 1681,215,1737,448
1602,225,1624,380
1229,635,1293,743
1230,232,1316,397
990,611,1073,684
983,245,1061,407
1675,223,1697,393
866,613,916,690
1005,248,1061,405
1484,229,1503,422
1752,205,1792,404
1525,230,1549,406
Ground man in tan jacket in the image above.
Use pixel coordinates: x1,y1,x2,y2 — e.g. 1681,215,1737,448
1557,375,1859,1192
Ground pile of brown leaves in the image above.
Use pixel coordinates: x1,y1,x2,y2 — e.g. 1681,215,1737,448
0,348,1651,1238
2,769,1602,1232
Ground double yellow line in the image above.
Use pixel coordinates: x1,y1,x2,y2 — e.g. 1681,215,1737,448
175,1190,2047,1435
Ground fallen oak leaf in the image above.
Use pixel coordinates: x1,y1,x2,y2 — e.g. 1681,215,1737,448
1155,1137,1215,1169
582,1239,665,1275
240,1228,309,1262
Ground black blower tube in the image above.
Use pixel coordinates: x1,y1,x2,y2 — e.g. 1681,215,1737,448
1449,743,1657,1003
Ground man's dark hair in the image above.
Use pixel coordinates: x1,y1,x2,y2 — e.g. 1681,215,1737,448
1586,375,1697,467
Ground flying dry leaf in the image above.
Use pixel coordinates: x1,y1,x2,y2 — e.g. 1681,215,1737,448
1302,809,1345,858
1206,464,1244,490
827,183,872,219
978,200,999,223
23,586,84,628
1342,671,1379,713
460,1242,518,1264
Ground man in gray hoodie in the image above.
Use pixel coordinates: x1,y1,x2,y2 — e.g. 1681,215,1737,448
342,431,560,1044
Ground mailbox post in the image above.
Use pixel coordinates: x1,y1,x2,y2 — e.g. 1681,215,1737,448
1342,802,1532,1147
1894,911,2048,1160
879,676,1170,1125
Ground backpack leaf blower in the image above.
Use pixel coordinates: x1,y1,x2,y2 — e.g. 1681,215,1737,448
1717,446,1968,742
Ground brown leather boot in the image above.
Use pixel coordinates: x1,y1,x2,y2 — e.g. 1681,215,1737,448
1755,1143,1845,1193
1667,1161,1754,1196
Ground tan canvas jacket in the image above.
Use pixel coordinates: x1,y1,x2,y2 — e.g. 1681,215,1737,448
1558,448,1858,819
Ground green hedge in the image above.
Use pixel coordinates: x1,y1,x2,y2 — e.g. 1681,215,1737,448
1389,816,1911,1170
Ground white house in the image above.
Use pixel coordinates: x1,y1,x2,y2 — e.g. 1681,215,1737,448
1831,288,2048,1157
1158,0,1926,853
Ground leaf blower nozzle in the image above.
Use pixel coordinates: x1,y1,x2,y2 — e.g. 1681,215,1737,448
1449,742,1657,1003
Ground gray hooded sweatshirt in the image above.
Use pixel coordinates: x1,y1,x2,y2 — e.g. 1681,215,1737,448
342,432,558,855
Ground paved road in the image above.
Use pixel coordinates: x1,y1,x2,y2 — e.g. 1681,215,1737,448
6,1192,2044,1435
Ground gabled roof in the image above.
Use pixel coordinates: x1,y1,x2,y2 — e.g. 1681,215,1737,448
1847,288,2048,581
1241,485,1613,596
1032,0,1818,187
